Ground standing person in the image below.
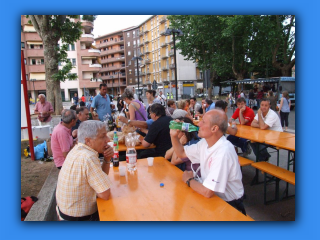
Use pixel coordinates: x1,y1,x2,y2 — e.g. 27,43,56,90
51,109,77,169
157,90,167,107
122,88,147,121
170,109,246,215
240,90,245,98
146,90,161,119
34,94,54,126
81,94,86,103
227,98,255,157
138,104,172,159
278,91,291,132
116,94,124,112
251,98,283,161
256,89,264,110
90,83,114,121
267,90,277,111
248,89,255,109
73,93,79,106
228,92,233,108
56,120,113,221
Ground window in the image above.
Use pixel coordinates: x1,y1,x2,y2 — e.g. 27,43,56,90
133,40,136,46
128,51,131,56
21,42,25,49
129,69,132,74
129,60,131,65
130,78,132,83
30,44,34,49
70,44,75,51
127,41,130,47
24,58,27,65
133,31,136,38
41,59,44,64
134,50,136,57
111,54,114,58
127,32,130,37
72,58,76,66
31,59,36,65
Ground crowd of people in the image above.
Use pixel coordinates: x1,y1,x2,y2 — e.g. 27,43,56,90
31,83,291,221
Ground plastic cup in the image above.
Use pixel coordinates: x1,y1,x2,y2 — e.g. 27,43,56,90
119,166,126,176
147,157,154,166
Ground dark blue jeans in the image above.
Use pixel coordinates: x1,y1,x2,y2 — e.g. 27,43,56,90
250,142,271,161
227,135,249,153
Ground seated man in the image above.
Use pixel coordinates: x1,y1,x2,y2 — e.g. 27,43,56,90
205,98,215,112
56,120,113,221
138,103,172,159
72,106,90,138
227,97,255,157
215,100,237,136
170,109,246,215
251,98,283,161
51,109,77,169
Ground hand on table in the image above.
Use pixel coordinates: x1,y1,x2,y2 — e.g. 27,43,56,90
182,171,194,183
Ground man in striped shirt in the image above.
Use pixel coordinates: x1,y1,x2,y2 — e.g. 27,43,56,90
56,120,113,221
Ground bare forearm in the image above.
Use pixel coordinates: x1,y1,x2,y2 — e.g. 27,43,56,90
101,161,110,175
189,180,215,198
171,135,187,159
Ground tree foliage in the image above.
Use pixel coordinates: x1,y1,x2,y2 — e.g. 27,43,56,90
82,15,97,22
167,15,295,91
26,15,84,114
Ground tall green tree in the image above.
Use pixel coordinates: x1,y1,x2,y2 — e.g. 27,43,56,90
27,15,85,114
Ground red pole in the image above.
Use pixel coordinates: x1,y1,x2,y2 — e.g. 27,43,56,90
21,50,35,160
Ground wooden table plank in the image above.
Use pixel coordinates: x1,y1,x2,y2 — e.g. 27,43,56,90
109,142,156,152
97,157,253,221
264,137,295,152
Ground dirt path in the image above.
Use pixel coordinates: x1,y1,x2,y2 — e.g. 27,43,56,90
21,157,54,198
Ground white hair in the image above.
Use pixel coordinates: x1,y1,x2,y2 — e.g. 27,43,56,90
78,120,105,144
38,94,46,99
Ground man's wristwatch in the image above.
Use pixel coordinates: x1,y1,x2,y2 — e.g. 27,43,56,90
186,177,194,187
127,119,131,125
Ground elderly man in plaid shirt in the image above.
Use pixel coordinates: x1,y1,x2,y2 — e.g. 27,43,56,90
56,120,114,221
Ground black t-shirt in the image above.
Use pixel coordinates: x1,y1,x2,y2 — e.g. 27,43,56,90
198,107,203,114
144,115,172,157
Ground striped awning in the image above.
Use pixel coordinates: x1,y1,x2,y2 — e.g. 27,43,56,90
27,41,43,45
30,73,45,81
24,25,36,32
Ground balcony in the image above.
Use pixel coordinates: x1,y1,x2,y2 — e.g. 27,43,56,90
169,50,174,56
139,41,144,47
162,65,169,71
101,56,125,64
140,71,146,76
144,29,150,33
146,71,151,75
95,37,124,48
27,80,46,91
161,41,168,47
28,64,45,72
80,49,101,58
145,80,151,85
24,32,42,41
81,63,101,72
160,29,167,35
139,51,145,56
161,53,169,59
81,21,93,28
168,37,174,43
169,63,175,69
139,31,144,36
79,79,101,88
160,16,167,23
144,59,151,64
26,49,44,57
80,34,94,43
100,46,125,56
144,39,150,44
145,49,151,54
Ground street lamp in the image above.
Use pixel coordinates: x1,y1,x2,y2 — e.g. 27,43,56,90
111,75,114,96
131,56,143,99
164,28,183,101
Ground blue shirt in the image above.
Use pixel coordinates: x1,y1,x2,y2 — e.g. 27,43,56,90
91,93,111,121
206,102,215,112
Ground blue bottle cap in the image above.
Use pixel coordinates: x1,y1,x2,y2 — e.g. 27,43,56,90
160,183,164,187
114,131,117,133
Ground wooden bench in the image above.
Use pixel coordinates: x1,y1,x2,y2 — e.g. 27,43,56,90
251,162,295,204
238,156,254,167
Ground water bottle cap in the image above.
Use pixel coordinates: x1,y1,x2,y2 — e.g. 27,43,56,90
160,183,164,187
114,131,117,133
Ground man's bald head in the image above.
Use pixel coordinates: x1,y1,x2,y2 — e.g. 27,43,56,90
206,109,228,134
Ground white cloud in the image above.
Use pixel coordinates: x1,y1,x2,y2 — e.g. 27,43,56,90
92,15,152,38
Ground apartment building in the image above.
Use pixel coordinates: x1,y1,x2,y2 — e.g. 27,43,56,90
123,26,143,95
138,15,197,99
94,29,129,96
21,15,101,102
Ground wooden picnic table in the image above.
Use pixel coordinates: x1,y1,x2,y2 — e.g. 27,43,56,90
97,157,253,221
264,137,295,152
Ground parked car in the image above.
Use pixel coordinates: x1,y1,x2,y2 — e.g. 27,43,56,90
221,91,230,96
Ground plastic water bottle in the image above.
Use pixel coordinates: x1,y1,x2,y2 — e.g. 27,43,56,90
113,131,119,167
169,120,199,132
231,119,236,129
126,134,137,172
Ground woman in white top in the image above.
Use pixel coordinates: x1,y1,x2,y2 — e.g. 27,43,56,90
278,91,291,131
